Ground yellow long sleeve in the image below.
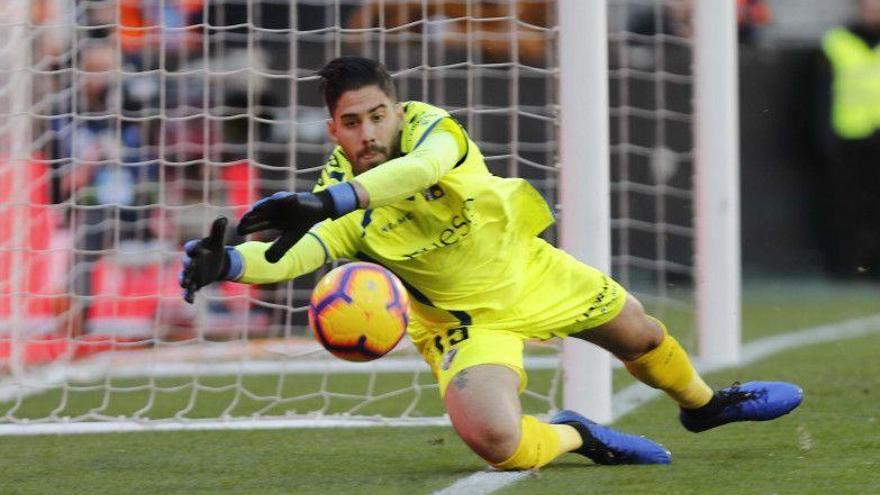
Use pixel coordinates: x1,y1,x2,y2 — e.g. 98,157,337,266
234,233,328,285
353,128,464,207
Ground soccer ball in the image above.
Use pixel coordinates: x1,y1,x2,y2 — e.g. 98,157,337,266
308,262,409,362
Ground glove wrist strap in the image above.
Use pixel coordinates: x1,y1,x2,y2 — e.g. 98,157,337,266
220,247,243,281
320,182,359,218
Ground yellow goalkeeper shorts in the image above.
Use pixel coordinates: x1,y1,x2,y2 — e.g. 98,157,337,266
408,238,627,397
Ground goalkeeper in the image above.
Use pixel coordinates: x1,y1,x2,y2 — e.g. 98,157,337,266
180,56,803,469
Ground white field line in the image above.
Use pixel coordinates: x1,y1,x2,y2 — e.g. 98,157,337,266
0,315,878,495
613,312,880,419
0,417,451,436
432,471,533,495
0,313,878,441
433,313,880,495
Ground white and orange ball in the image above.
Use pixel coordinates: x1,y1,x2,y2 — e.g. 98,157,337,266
308,262,409,362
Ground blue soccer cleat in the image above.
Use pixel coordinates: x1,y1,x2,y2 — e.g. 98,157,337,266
550,409,672,465
679,381,803,433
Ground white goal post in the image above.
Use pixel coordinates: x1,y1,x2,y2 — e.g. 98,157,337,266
693,0,741,365
560,0,742,422
0,0,739,435
559,0,613,423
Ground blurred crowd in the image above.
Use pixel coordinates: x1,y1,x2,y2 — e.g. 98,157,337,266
2,0,877,348
9,0,263,343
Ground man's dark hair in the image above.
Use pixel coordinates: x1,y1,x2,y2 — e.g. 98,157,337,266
317,56,397,115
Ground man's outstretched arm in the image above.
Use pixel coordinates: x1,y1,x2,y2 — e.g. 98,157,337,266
232,233,329,285
349,128,463,207
237,127,464,261
180,215,358,302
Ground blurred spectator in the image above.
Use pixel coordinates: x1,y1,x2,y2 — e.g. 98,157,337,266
737,0,773,44
628,0,694,40
345,1,552,65
31,0,284,338
49,39,158,315
627,0,771,44
120,0,203,70
624,0,693,72
815,0,880,280
51,41,140,205
31,0,71,67
80,0,115,40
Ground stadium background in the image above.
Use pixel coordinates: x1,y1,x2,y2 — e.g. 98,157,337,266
2,0,871,343
1,1,879,494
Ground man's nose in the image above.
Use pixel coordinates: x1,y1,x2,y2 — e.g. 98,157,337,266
361,121,377,142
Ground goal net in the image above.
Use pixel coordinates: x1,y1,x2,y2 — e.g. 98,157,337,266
608,0,699,347
0,0,725,434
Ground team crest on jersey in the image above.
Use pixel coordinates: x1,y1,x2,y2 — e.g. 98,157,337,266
380,211,414,233
422,184,445,201
440,348,458,371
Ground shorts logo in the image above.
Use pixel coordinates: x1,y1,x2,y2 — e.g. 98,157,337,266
440,348,459,371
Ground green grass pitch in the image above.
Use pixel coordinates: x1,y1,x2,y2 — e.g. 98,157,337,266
0,282,878,494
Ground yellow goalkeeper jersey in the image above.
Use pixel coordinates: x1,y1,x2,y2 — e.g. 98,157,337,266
237,100,554,316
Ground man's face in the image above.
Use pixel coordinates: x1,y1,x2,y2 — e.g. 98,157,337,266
327,85,404,175
81,44,115,99
861,0,880,26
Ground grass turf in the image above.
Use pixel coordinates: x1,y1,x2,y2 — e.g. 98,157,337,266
5,283,877,420
509,330,880,495
2,283,878,494
2,327,879,494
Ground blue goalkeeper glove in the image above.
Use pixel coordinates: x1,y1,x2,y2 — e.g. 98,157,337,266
179,216,243,304
236,183,359,263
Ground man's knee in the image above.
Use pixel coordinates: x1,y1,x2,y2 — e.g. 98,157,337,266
627,305,666,357
454,415,521,463
574,295,665,361
615,302,666,361
444,365,522,464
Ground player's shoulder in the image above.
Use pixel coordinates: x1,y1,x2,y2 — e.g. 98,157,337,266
402,100,451,124
314,147,354,192
400,100,467,153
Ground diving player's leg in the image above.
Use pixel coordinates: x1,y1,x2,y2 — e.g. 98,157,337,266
573,294,803,432
443,364,527,464
438,331,670,469
525,242,718,413
433,330,575,468
572,295,715,409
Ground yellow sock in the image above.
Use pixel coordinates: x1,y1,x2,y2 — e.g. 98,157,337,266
493,415,572,470
552,424,583,453
623,318,713,409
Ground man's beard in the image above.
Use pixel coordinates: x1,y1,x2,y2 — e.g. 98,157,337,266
354,133,401,173
357,144,389,162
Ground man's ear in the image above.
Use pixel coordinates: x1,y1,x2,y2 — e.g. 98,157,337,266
326,118,338,143
394,102,404,121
